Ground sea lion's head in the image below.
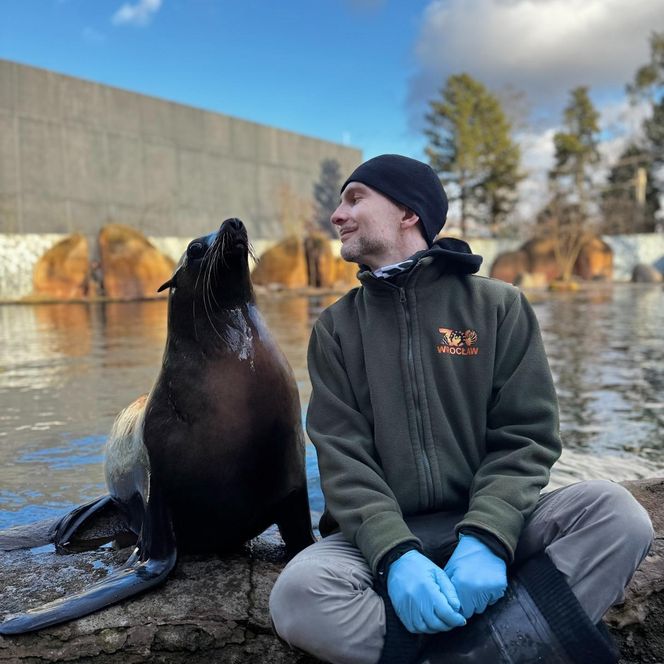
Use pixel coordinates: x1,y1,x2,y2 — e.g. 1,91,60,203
158,218,255,325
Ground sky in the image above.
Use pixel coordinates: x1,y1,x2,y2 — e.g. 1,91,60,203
0,0,661,222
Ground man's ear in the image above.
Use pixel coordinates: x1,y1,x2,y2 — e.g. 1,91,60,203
400,207,420,230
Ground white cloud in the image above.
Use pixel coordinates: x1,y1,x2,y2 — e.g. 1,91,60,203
507,97,652,219
112,0,162,27
514,127,556,219
410,0,659,120
410,0,659,217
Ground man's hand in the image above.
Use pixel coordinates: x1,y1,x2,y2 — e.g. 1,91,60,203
387,550,467,634
444,534,507,619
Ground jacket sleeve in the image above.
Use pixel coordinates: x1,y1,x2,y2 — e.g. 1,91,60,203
455,291,562,562
307,315,420,574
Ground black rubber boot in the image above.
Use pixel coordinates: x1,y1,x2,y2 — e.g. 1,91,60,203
375,573,423,664
417,553,619,664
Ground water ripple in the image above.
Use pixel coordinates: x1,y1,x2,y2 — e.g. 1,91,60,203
0,286,662,529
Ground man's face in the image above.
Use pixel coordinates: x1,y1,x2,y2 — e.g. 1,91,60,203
330,182,404,269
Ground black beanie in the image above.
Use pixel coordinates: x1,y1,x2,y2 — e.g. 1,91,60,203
341,154,448,246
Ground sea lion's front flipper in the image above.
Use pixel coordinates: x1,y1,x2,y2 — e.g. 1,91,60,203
0,486,176,635
53,495,135,552
0,496,131,552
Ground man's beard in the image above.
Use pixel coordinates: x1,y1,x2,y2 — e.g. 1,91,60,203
339,235,387,266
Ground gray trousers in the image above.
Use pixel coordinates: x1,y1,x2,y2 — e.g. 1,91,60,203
269,480,654,664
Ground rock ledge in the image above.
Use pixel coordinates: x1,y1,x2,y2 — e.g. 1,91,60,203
1,479,662,663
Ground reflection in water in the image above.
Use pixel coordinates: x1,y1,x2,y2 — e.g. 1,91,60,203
0,301,168,526
0,284,662,527
535,285,664,488
102,301,168,352
0,305,92,391
34,305,93,358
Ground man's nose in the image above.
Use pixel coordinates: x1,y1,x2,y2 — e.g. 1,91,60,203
330,204,346,226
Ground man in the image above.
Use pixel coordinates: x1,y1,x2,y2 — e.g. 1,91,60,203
269,155,653,664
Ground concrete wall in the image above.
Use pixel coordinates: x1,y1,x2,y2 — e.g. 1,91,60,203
0,234,67,299
604,234,664,281
0,59,361,241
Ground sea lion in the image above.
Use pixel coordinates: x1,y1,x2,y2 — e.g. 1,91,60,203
0,217,315,634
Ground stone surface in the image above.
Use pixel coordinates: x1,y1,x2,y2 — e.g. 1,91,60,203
631,264,663,283
490,250,530,285
514,271,549,289
490,235,614,285
606,479,664,664
332,255,360,289
32,233,90,299
0,534,317,663
251,236,308,289
99,224,176,300
304,233,359,290
0,479,662,662
2,233,662,301
304,233,337,288
251,234,359,290
521,236,563,283
575,236,613,281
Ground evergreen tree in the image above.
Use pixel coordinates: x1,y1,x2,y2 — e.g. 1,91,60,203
313,159,342,237
425,73,523,236
628,31,664,210
628,31,664,99
541,87,601,282
601,144,659,233
550,86,600,216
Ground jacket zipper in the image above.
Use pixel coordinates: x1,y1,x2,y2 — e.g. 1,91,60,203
398,286,434,509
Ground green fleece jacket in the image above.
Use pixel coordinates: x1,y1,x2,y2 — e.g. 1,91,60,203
306,239,562,575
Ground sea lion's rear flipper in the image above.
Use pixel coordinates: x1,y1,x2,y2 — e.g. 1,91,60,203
0,496,132,552
0,517,63,551
0,486,176,635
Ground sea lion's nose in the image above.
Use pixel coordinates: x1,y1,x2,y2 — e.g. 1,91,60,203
225,218,243,231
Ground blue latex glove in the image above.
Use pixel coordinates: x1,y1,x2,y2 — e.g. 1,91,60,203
444,534,508,619
387,550,467,634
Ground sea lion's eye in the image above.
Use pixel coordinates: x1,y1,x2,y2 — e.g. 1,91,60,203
187,242,206,260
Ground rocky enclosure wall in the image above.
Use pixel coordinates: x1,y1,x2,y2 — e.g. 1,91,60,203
1,233,662,301
0,234,278,300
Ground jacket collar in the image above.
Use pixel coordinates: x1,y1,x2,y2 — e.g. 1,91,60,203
357,237,483,290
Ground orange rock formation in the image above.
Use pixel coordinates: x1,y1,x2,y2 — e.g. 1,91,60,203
32,234,90,299
252,235,359,290
490,235,613,285
99,224,176,300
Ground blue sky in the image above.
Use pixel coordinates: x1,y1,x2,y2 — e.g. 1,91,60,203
0,0,431,157
1,0,660,220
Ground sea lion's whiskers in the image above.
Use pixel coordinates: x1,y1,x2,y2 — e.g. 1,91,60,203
192,264,204,344
201,243,226,344
248,241,258,264
206,243,223,311
220,234,229,269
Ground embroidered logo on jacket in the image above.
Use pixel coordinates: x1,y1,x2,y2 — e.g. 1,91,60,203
437,328,479,356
